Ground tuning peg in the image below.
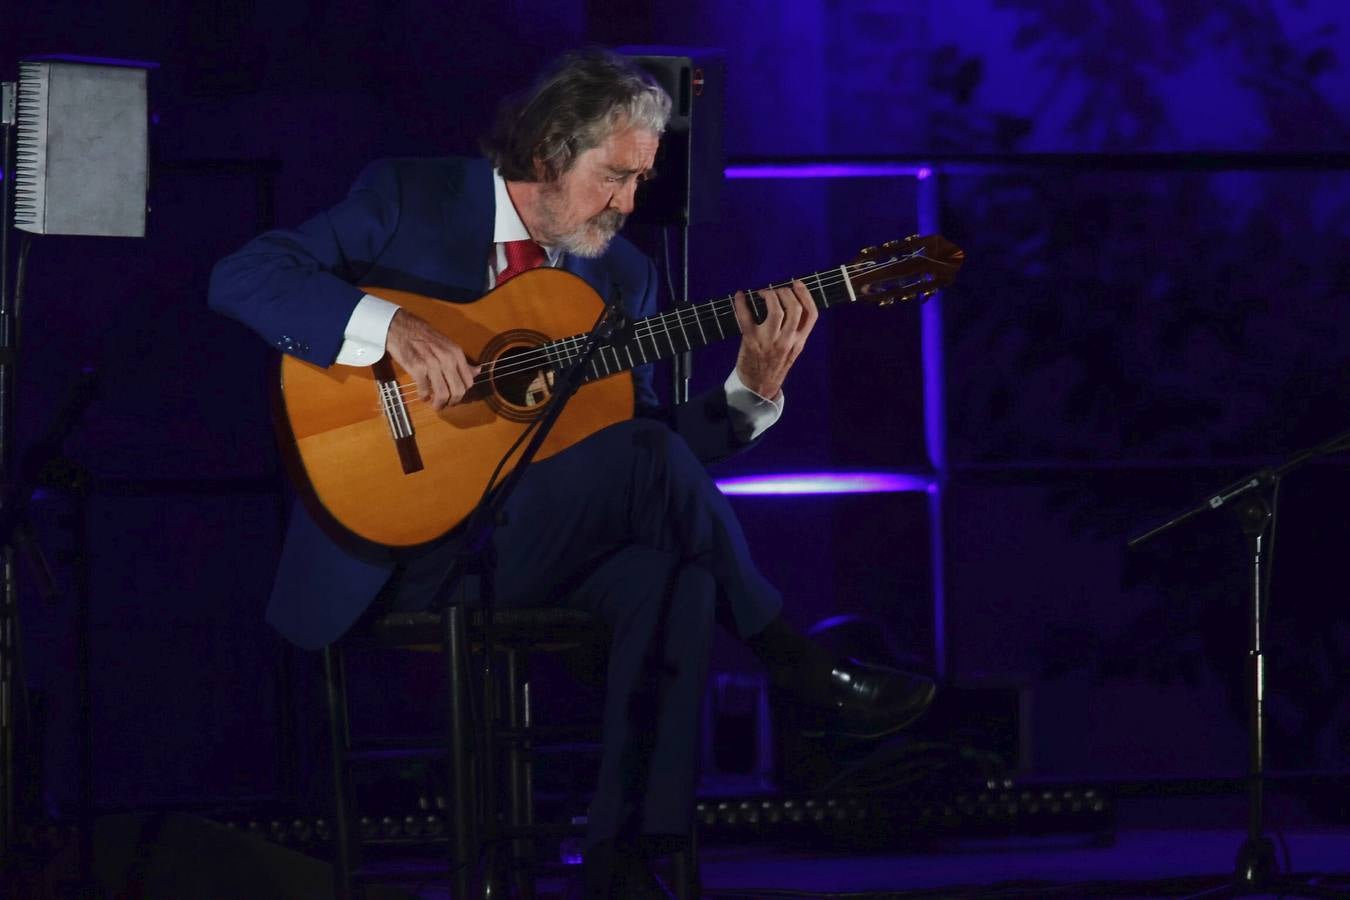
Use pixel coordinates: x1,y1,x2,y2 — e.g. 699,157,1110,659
879,298,895,307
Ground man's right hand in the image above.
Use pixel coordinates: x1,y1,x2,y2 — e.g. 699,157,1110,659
385,309,480,410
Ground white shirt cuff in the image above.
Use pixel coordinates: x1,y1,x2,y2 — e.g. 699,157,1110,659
335,294,401,366
724,368,784,442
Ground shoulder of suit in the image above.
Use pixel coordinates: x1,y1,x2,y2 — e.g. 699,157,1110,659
353,156,491,195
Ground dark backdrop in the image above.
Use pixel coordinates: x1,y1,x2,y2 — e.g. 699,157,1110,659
4,0,1348,816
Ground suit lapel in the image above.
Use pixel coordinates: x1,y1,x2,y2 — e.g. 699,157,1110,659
441,157,496,295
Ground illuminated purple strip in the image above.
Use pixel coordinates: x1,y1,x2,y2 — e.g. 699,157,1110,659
726,163,932,180
23,53,160,69
716,471,935,496
915,170,948,678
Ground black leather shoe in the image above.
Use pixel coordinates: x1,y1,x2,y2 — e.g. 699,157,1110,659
805,659,936,739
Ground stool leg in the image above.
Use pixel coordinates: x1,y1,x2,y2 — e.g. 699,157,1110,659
445,606,475,899
506,649,535,898
672,828,701,900
479,642,501,898
323,645,358,900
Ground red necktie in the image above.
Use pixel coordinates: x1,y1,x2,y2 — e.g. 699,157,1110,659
497,239,547,285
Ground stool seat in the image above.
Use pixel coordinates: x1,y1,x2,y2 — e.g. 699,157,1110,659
368,607,601,648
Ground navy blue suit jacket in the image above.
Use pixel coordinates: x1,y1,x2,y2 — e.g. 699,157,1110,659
209,156,748,648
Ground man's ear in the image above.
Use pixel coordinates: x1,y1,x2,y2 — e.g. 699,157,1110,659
530,154,551,182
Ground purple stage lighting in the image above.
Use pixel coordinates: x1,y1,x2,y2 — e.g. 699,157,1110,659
725,162,932,180
716,471,935,496
23,53,160,69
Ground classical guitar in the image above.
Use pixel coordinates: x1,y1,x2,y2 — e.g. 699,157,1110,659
274,234,964,547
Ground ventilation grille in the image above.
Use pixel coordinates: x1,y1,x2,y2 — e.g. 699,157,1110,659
13,61,48,232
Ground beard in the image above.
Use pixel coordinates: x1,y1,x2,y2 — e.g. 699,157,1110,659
536,183,626,258
557,209,626,258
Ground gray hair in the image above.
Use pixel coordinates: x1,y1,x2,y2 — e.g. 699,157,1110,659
482,48,671,182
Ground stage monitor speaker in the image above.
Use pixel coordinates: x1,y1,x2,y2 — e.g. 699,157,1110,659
14,58,149,237
620,48,724,227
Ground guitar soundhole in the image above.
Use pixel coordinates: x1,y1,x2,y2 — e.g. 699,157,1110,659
484,332,555,422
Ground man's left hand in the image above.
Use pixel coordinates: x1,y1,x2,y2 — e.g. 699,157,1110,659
731,279,819,401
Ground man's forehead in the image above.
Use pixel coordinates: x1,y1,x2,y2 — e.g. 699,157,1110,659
593,128,659,166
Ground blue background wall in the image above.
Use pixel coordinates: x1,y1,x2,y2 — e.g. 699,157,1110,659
4,0,1349,816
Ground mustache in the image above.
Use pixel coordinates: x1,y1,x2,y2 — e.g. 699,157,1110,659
591,209,626,233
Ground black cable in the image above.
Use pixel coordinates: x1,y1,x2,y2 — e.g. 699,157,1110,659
1274,820,1294,877
428,295,618,887
13,235,29,349
662,226,679,308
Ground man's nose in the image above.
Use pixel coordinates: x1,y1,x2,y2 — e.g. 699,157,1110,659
610,179,639,214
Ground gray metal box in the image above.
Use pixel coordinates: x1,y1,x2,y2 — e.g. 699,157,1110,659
15,60,148,237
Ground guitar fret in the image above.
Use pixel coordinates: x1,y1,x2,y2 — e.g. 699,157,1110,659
809,272,828,309
689,306,707,345
672,309,692,353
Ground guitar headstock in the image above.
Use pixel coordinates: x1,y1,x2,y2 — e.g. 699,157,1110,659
849,234,965,306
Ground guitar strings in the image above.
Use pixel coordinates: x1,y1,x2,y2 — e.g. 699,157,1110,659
379,253,944,410
385,269,925,415
383,268,926,413
403,251,935,391
383,289,769,408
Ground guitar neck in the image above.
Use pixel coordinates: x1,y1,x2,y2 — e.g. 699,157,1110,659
557,263,861,383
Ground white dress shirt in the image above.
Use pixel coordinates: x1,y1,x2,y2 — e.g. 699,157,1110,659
335,169,783,440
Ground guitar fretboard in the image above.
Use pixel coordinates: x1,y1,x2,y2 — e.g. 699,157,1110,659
547,264,860,382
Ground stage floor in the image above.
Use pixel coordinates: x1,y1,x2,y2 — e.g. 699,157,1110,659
371,796,1350,899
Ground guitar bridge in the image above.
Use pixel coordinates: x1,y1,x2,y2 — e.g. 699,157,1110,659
374,359,424,475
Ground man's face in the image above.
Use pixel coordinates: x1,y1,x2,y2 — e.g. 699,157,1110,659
535,125,659,257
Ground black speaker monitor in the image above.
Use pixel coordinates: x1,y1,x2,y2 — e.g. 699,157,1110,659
619,48,724,226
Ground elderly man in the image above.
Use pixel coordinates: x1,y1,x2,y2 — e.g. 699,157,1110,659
209,48,933,897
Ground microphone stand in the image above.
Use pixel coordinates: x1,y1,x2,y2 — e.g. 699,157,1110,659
1,78,19,877
668,224,692,404
425,286,623,891
1129,426,1350,898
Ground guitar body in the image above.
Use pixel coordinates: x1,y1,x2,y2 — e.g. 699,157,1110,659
275,268,634,549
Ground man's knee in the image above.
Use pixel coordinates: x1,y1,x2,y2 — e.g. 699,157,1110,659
615,419,710,496
601,418,689,462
